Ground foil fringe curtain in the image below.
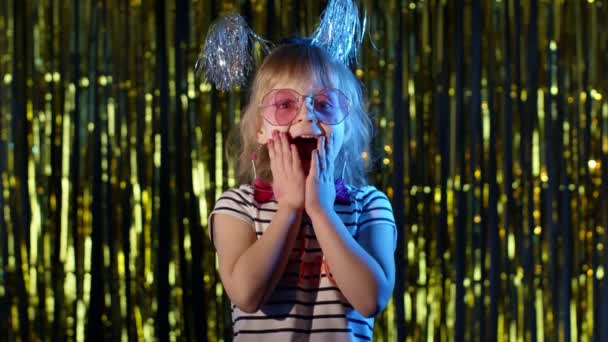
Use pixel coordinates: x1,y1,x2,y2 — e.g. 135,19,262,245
1,0,607,341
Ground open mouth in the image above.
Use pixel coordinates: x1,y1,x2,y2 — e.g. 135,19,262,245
289,136,319,162
287,135,321,174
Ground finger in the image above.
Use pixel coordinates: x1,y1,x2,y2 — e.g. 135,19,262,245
325,133,334,162
326,132,335,173
327,132,334,161
273,131,284,170
291,144,302,172
310,149,320,178
268,139,280,175
318,136,326,172
280,132,292,172
267,138,275,161
324,134,330,170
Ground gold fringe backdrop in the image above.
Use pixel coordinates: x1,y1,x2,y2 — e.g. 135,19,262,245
1,0,607,341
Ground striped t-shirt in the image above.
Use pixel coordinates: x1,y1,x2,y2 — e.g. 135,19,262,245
209,184,396,342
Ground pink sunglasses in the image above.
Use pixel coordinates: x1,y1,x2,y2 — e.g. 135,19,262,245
259,88,350,126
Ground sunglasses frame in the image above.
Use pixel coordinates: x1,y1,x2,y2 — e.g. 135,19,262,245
259,88,350,126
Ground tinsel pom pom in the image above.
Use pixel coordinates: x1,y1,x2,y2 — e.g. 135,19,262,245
311,0,366,64
196,14,269,91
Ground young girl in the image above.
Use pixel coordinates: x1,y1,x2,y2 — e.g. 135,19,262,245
209,38,397,341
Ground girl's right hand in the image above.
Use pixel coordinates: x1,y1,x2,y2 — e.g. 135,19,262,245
267,131,305,210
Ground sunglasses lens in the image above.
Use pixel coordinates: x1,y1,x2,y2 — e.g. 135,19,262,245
313,89,349,124
261,89,299,125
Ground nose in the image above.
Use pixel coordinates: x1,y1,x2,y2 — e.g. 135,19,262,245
294,96,317,123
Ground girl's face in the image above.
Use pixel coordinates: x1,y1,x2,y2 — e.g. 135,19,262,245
256,76,347,173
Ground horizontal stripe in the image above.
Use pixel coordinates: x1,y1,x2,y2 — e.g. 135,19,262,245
213,206,253,222
239,186,278,203
234,328,372,341
360,188,381,201
219,193,391,216
358,217,396,227
212,207,280,226
305,216,357,227
248,212,395,228
224,189,255,206
234,314,373,331
347,187,366,195
235,328,352,335
234,313,344,322
335,206,391,215
362,195,390,209
263,299,352,308
274,285,341,293
335,208,361,215
353,332,373,340
219,194,278,213
239,188,254,196
347,318,374,330
284,273,332,279
334,200,353,205
216,197,277,213
361,206,393,214
217,198,391,217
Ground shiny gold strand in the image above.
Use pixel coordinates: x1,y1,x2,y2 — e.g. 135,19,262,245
2,0,608,341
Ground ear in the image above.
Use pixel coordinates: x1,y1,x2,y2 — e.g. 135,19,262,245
256,127,267,144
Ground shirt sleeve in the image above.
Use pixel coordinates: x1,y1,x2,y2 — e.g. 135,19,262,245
357,186,398,251
208,187,255,246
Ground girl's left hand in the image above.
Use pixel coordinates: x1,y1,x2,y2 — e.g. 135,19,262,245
305,133,337,215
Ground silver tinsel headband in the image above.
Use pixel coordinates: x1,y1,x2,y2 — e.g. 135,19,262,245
195,13,270,91
311,0,365,64
197,0,365,91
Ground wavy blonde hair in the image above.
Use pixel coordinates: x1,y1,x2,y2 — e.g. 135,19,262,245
228,40,373,187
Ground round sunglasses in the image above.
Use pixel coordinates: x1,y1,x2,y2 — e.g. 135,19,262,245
259,88,350,126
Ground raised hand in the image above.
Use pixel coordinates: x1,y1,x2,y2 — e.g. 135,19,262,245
268,131,306,210
305,133,337,215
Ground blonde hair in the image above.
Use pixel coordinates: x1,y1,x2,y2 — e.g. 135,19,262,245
229,40,373,187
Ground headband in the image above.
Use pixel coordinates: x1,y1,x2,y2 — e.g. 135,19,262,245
196,0,365,91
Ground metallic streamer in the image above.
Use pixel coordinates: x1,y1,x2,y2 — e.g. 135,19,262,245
310,0,365,64
196,13,270,91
